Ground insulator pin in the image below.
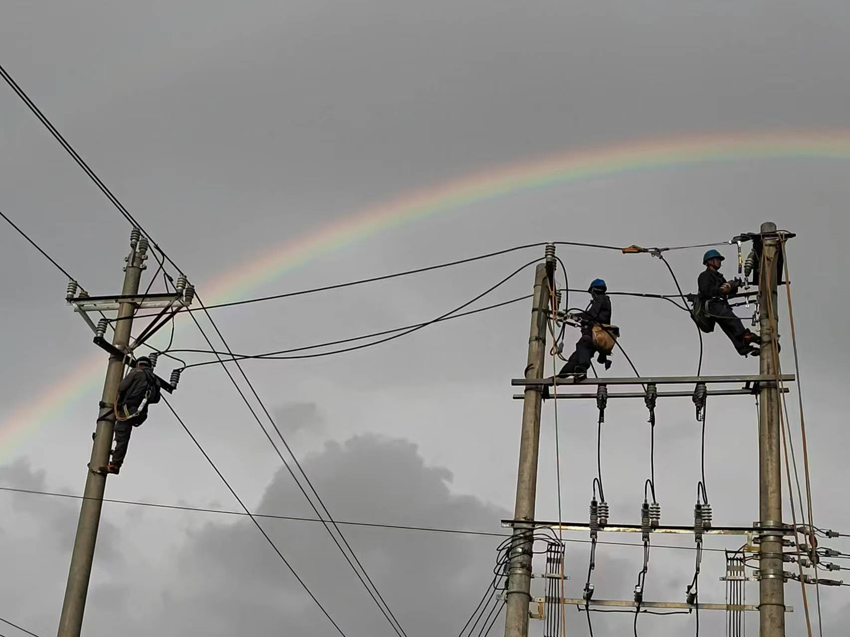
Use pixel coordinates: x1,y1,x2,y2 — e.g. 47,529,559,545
649,502,662,528
598,501,609,527
644,383,657,426
183,284,195,306
596,385,608,423
554,290,562,312
744,250,757,280
148,352,159,368
590,499,599,533
692,383,707,421
701,503,712,529
545,243,556,265
130,227,141,248
137,236,149,255
641,502,651,538
175,274,188,294
170,368,182,388
95,318,108,339
66,280,79,301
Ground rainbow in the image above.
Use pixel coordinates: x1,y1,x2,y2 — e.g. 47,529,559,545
4,130,850,460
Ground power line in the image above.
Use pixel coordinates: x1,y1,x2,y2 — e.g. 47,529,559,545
0,484,506,538
172,256,557,636
183,297,410,637
161,397,349,636
172,286,690,370
0,484,739,554
131,243,552,317
0,210,80,285
174,293,532,369
0,615,40,637
2,63,409,634
2,60,408,636
0,63,182,277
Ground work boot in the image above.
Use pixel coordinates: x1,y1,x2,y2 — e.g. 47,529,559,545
743,331,761,345
105,463,121,475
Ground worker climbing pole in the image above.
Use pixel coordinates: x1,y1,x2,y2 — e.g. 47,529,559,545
58,228,190,637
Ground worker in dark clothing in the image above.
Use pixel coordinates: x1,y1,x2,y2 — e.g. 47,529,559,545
698,250,760,357
559,279,613,378
105,356,160,475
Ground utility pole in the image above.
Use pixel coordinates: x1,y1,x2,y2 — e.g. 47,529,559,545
504,253,552,637
58,229,148,637
757,221,786,637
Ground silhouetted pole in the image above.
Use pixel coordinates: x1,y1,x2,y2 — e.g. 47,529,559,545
58,229,148,637
504,254,553,637
757,221,786,637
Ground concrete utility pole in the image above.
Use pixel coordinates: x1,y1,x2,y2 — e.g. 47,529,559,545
757,221,786,637
504,257,552,637
58,229,148,637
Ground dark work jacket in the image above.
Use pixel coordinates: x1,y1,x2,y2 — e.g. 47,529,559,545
698,268,736,304
579,294,612,336
117,368,159,413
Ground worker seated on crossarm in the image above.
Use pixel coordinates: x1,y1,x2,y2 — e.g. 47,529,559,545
105,356,160,475
698,250,760,357
558,279,614,378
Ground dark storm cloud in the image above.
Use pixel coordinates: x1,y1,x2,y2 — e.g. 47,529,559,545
1,2,850,636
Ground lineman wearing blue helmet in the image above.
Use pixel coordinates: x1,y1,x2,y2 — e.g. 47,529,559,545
698,250,760,356
558,278,613,378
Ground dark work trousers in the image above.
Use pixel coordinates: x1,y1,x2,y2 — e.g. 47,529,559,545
559,333,595,375
111,412,146,467
707,300,750,354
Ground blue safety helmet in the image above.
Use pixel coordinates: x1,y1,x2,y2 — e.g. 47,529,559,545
588,278,607,292
703,249,725,265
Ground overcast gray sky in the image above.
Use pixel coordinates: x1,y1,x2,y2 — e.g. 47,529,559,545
2,1,850,636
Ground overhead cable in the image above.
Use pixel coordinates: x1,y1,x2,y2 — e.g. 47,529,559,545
780,239,825,636
0,614,41,637
0,63,182,276
184,296,410,637
175,293,533,369
0,484,737,554
0,66,404,635
0,210,81,286
162,397,349,636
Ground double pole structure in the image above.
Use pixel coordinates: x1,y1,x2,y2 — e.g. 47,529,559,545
57,230,147,637
504,225,789,637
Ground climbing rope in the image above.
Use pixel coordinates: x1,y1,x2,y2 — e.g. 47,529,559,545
780,239,825,635
760,243,815,637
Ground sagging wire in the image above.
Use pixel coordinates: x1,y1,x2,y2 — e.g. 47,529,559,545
780,238,825,636
688,383,711,636
634,381,662,636
544,246,567,637
464,531,562,637
583,383,609,637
